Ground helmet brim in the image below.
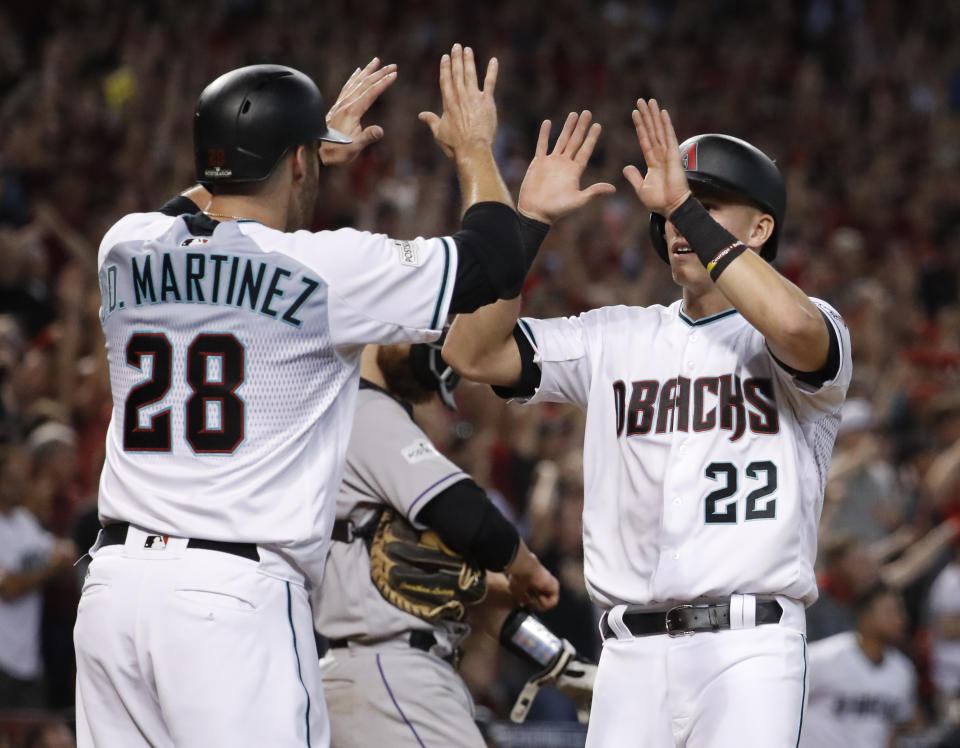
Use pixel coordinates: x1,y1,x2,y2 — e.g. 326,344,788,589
320,126,352,145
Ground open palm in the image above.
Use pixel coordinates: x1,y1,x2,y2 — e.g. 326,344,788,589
518,111,615,224
623,98,691,217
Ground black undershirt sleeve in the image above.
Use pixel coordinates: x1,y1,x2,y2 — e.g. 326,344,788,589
159,195,200,217
448,203,546,314
491,323,542,400
770,309,841,388
416,478,520,571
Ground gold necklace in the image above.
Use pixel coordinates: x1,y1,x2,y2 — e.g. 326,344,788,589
203,210,250,221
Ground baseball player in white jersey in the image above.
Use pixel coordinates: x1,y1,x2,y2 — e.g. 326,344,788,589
75,46,535,747
800,585,917,748
313,337,574,747
443,101,852,747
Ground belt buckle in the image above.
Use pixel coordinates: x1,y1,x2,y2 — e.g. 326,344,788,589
665,604,694,637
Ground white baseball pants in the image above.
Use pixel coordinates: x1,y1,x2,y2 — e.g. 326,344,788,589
74,528,328,747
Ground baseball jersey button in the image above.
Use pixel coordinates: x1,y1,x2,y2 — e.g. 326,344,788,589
686,361,695,369
690,333,698,341
673,496,682,505
673,552,681,560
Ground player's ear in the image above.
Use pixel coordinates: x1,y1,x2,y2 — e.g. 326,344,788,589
290,144,310,186
749,212,775,250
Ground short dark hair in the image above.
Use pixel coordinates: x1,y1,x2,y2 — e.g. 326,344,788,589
852,583,896,617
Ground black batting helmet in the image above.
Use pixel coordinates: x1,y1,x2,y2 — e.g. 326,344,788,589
409,329,460,411
194,64,351,187
649,134,786,263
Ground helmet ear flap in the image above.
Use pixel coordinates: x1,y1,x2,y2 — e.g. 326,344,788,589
648,213,670,264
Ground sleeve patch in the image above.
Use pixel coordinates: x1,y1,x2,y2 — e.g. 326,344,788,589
393,239,422,268
401,439,440,464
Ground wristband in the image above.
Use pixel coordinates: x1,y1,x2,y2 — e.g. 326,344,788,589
666,194,747,280
518,213,550,274
706,242,747,281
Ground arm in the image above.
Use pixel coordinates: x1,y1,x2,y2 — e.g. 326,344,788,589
880,518,960,590
0,538,75,601
623,99,830,373
443,111,614,386
417,481,559,610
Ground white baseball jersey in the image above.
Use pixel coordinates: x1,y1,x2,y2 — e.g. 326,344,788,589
95,209,457,587
313,381,470,655
928,561,960,696
515,298,851,609
0,507,54,679
799,631,916,748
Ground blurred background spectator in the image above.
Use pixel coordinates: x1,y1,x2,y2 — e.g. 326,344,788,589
3,1,960,745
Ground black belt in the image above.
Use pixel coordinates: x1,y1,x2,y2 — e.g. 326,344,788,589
321,631,460,667
601,600,783,640
100,523,260,562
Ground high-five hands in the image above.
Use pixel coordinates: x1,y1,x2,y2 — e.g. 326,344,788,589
623,98,692,218
518,111,616,224
320,58,398,166
419,43,499,158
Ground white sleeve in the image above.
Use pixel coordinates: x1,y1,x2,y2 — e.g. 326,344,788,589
518,315,591,409
291,228,457,348
769,298,852,417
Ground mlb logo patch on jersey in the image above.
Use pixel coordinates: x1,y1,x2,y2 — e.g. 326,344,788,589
393,240,421,268
401,439,439,464
180,237,210,247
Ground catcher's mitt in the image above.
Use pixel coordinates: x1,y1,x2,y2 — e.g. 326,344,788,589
368,508,487,623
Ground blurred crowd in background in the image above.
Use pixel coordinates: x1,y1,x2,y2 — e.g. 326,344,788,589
2,0,960,745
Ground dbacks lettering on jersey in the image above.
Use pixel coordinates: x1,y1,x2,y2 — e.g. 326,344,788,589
611,373,778,441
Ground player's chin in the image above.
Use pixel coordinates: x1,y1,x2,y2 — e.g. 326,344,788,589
669,251,706,280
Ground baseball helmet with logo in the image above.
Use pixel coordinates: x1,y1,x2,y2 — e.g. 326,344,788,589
648,133,786,263
194,64,351,187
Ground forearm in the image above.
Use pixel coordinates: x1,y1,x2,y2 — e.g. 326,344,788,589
444,297,523,386
881,519,960,589
0,566,54,600
468,572,515,641
712,251,830,371
667,195,829,372
455,145,512,213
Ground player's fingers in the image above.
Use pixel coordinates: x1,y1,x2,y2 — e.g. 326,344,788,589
648,98,665,152
661,108,681,153
581,182,617,201
535,119,551,158
482,57,498,95
563,110,592,157
418,111,441,134
463,46,479,92
351,67,398,113
554,112,578,155
451,43,466,99
623,164,645,193
438,53,453,108
632,107,655,159
355,124,385,148
574,121,603,167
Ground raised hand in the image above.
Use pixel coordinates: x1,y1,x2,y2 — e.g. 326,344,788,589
418,44,498,158
518,111,616,224
622,98,691,218
320,58,398,166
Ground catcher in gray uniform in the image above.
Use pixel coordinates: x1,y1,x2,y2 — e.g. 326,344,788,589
313,337,595,747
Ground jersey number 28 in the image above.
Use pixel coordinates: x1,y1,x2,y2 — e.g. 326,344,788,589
123,332,244,454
